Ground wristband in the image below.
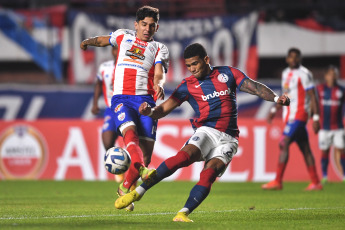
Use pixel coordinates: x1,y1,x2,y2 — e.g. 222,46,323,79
274,96,279,103
270,107,277,113
147,108,155,117
313,114,320,121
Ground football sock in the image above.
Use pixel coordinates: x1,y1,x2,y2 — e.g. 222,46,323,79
340,154,345,177
307,165,320,184
122,129,144,190
183,168,217,213
140,150,192,190
275,162,287,184
321,153,329,178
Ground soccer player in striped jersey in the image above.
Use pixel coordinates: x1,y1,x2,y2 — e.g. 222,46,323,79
81,6,169,211
114,43,290,222
262,48,322,191
316,65,345,183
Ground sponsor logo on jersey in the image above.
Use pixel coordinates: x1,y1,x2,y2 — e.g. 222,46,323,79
0,125,47,179
118,112,126,121
217,73,229,83
321,99,341,106
125,48,145,60
114,103,123,113
201,88,231,101
125,39,133,43
134,43,147,49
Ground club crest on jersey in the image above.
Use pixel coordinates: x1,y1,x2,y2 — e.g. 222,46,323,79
217,73,229,83
118,112,126,121
201,88,231,101
125,48,145,60
114,103,123,113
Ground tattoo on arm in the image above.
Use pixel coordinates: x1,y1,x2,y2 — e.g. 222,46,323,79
240,78,276,101
84,37,101,46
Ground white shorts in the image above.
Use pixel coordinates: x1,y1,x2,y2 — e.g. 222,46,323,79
318,129,345,150
187,126,238,166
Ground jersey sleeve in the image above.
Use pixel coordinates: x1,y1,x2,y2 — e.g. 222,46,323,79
155,43,169,73
230,67,249,89
169,80,189,105
302,71,315,90
109,29,127,47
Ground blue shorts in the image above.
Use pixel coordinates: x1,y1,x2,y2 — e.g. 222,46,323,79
283,120,308,142
102,107,117,133
111,95,157,140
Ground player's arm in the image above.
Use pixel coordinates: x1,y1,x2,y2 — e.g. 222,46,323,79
80,35,111,50
240,78,290,105
308,87,320,134
153,63,166,100
91,79,103,115
139,98,180,120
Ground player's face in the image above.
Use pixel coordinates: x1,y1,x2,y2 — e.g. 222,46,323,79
185,56,211,79
134,17,158,42
286,51,301,69
111,46,118,60
325,69,337,86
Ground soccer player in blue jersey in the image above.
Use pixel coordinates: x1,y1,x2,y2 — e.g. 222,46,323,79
114,43,290,222
316,65,345,183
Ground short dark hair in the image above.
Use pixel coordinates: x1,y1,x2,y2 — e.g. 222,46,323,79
287,47,301,57
184,43,208,59
136,6,160,22
327,65,339,76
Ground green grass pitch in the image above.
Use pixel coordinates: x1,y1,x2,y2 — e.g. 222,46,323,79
0,181,344,229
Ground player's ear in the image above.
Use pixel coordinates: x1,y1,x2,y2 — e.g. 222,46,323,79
155,24,159,32
204,56,210,64
134,21,138,30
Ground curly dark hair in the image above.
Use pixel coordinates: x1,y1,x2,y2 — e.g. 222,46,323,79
183,43,208,59
136,6,160,22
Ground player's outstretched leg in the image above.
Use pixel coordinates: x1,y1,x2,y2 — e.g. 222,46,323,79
115,150,194,209
173,212,193,222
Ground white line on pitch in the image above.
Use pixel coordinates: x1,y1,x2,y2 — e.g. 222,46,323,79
1,207,344,220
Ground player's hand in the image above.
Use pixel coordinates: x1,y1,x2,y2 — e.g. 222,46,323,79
139,102,152,116
91,105,100,115
277,95,290,106
80,40,88,50
312,120,320,134
153,85,165,100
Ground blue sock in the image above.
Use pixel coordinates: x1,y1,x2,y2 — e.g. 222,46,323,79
341,155,345,177
321,156,329,178
141,162,174,190
183,185,209,213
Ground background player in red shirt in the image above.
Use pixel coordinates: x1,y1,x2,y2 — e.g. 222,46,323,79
316,65,345,183
115,43,290,222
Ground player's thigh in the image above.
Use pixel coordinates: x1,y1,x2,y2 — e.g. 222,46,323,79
102,130,118,150
283,120,308,143
137,115,158,141
333,129,345,149
318,129,333,150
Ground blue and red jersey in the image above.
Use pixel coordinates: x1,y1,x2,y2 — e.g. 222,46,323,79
170,66,248,139
316,83,345,130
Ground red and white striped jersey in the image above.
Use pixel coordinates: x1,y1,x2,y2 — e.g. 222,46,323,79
96,60,115,107
109,29,169,96
281,65,314,123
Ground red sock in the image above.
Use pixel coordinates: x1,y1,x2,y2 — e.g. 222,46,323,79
122,129,144,190
275,162,287,184
307,165,320,184
196,168,217,189
164,151,192,171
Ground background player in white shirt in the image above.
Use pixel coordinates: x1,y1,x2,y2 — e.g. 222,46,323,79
91,46,124,183
263,48,322,191
80,6,169,211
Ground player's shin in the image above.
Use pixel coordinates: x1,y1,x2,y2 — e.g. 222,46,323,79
182,168,217,213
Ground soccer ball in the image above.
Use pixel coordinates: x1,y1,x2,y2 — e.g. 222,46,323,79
104,147,131,175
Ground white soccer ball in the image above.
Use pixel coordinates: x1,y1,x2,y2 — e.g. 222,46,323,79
104,147,131,175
